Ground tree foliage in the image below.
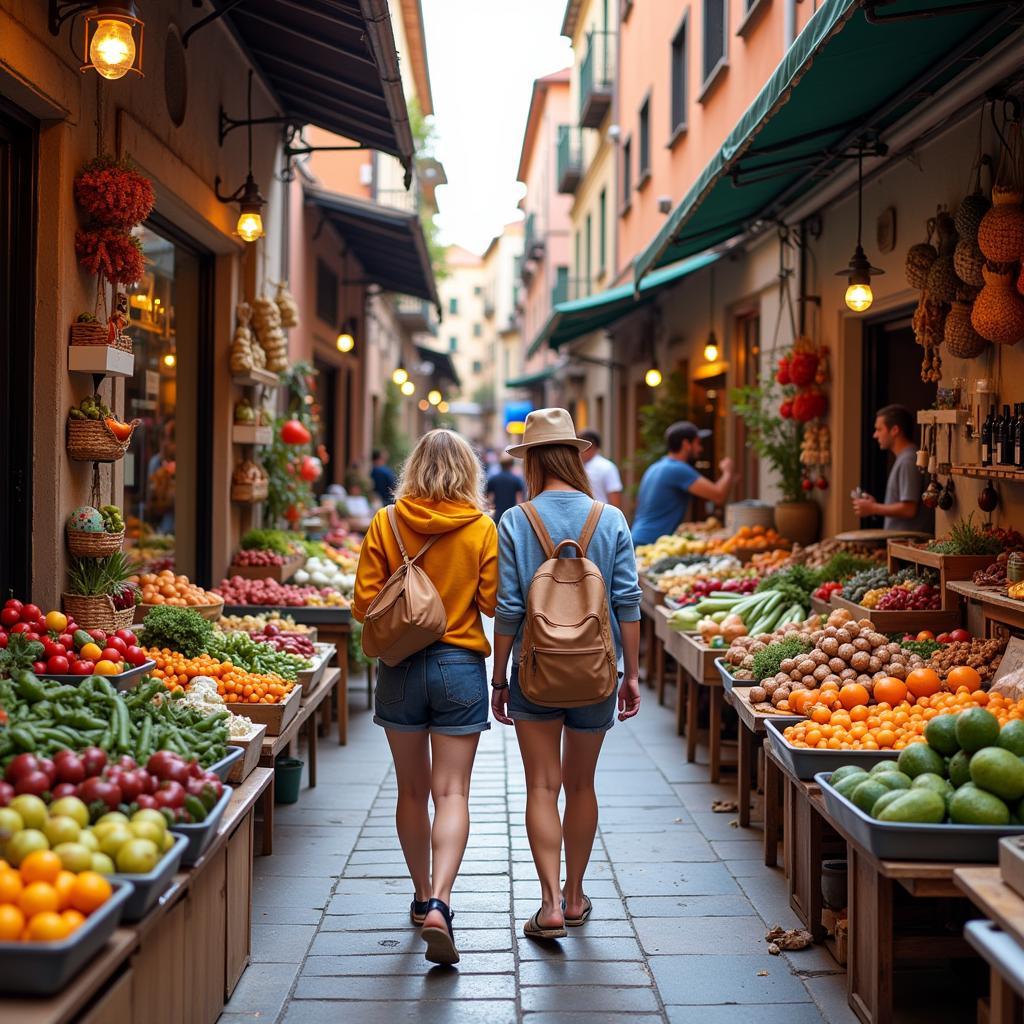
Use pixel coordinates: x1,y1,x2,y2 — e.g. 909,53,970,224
634,370,691,476
263,363,318,524
375,380,412,470
731,379,805,503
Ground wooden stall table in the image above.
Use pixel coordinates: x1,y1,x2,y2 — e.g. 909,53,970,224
308,618,352,745
8,768,272,1024
639,578,663,690
653,605,679,706
671,630,733,782
762,737,784,868
722,686,783,829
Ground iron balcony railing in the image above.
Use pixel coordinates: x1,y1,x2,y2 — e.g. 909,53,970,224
556,125,583,193
579,30,615,128
393,295,438,334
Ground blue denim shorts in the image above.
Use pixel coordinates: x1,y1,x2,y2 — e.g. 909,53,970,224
373,642,490,736
507,665,618,733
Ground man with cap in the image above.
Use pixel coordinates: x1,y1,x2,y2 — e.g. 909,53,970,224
630,421,735,546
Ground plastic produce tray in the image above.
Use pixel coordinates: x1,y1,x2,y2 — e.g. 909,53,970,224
0,879,131,995
112,833,188,922
205,744,244,781
222,604,351,624
45,660,156,692
816,771,1024,862
766,718,897,779
169,786,231,866
296,643,335,695
714,657,749,695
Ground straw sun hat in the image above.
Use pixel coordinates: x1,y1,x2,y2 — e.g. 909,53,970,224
505,408,591,459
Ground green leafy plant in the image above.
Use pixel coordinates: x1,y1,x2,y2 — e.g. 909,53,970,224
927,513,1004,556
240,529,300,556
374,380,412,470
731,379,805,503
264,363,318,525
66,553,137,601
751,637,812,682
815,552,877,584
139,606,213,658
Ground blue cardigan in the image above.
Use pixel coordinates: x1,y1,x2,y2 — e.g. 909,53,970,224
495,491,642,669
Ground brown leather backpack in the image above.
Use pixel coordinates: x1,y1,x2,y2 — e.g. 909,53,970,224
518,501,618,708
361,506,448,666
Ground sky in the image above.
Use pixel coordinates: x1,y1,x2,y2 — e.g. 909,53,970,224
420,0,573,255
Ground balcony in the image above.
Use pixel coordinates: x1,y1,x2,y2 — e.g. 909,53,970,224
579,30,615,129
551,277,590,306
393,295,438,334
375,185,419,213
523,212,545,260
556,126,582,193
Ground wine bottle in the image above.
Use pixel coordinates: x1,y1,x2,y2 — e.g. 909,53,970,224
982,405,994,467
1016,403,1024,469
1003,405,1014,465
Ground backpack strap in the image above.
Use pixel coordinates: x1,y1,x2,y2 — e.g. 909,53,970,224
385,505,440,566
576,501,605,559
520,501,556,559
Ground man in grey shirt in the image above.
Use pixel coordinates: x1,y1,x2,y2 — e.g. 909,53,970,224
852,404,934,534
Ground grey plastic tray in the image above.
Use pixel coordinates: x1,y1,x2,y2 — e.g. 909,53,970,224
44,660,156,692
222,604,351,624
714,657,752,694
112,833,188,921
815,771,1024,862
965,921,1024,996
206,744,244,781
169,786,232,866
0,879,131,995
765,718,897,779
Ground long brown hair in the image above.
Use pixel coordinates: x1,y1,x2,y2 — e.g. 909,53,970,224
394,430,486,509
523,444,594,499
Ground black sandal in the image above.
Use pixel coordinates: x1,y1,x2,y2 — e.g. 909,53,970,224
420,898,459,965
562,895,593,927
410,897,430,926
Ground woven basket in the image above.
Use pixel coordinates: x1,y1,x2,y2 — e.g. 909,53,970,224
954,238,986,288
137,598,225,624
944,301,988,359
68,322,133,354
66,418,138,462
905,242,937,290
231,481,269,503
62,593,136,632
66,527,125,557
955,192,991,243
924,255,959,303
972,266,1024,345
978,189,1024,264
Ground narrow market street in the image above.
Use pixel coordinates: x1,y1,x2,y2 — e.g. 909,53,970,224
223,674,853,1024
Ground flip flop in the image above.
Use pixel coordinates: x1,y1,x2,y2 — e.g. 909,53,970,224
562,895,593,927
420,898,460,965
523,909,567,939
410,897,430,926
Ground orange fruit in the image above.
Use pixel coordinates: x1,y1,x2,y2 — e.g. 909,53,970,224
26,911,70,942
54,871,76,910
906,668,941,698
838,683,870,710
60,909,86,933
0,869,24,904
20,850,62,885
19,882,59,918
947,665,983,691
0,904,25,941
873,677,908,706
69,872,111,914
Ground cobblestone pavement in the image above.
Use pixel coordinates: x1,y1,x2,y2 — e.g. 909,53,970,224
221,673,858,1024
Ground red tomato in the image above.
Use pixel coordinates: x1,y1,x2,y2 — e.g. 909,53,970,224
88,629,107,644
125,646,146,667
0,635,8,649
100,648,123,665
4,599,23,612
32,661,47,674
15,771,51,796
71,660,94,675
5,753,42,784
949,628,971,643
58,633,74,649
114,629,137,645
10,622,31,634
21,604,41,621
106,636,128,656
0,608,19,626
46,655,70,674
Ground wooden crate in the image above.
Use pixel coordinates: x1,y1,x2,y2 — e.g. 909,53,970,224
131,894,186,1024
226,724,267,782
232,684,302,736
888,541,994,611
640,577,666,609
225,813,254,997
225,553,304,583
675,631,723,685
831,594,960,634
296,643,335,695
184,848,227,1024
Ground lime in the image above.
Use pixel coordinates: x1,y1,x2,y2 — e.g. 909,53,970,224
956,707,1000,754
924,714,960,756
999,720,1024,757
897,744,945,779
969,747,1024,802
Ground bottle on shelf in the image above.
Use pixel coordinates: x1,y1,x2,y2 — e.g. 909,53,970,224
1004,404,1015,466
1016,403,1024,470
995,404,1007,466
981,405,994,467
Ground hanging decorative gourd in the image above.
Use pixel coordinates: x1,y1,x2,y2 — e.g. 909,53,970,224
944,299,988,359
904,217,937,290
978,188,1024,264
923,210,960,303
972,265,1024,345
274,281,300,329
954,238,986,288
955,191,991,244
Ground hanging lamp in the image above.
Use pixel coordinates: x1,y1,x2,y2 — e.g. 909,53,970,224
704,265,720,361
215,71,266,243
836,142,883,312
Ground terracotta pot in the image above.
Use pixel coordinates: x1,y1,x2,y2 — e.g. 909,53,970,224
774,501,820,546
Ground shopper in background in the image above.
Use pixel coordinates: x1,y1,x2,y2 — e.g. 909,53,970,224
353,431,498,966
491,408,641,940
852,404,933,533
631,421,735,546
579,429,623,508
486,454,524,522
370,448,397,506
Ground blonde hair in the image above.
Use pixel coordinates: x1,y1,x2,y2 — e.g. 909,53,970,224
394,430,485,509
523,445,594,500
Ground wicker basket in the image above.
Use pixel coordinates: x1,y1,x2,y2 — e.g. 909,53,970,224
905,242,937,290
972,266,1024,345
136,598,225,624
62,593,136,632
66,527,125,558
944,301,988,359
66,418,138,462
231,481,269,503
954,238,985,288
978,188,1024,264
955,192,991,243
69,322,132,354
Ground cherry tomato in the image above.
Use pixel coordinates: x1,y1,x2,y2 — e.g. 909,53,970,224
46,655,70,674
114,629,137,645
125,646,146,667
71,660,94,675
4,599,23,612
10,622,31,634
58,633,74,649
32,661,47,674
100,648,123,665
106,636,128,656
0,608,19,626
21,604,41,621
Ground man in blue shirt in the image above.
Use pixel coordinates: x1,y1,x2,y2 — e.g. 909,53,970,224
486,455,524,522
370,449,397,506
631,421,735,546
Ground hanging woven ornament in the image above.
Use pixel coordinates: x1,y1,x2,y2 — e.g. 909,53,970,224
955,157,992,243
924,210,960,303
905,217,937,290
274,281,300,329
972,265,1024,344
954,238,986,288
944,299,988,359
978,189,1024,263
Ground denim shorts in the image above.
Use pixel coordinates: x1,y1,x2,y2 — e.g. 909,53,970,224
507,665,618,733
373,642,490,736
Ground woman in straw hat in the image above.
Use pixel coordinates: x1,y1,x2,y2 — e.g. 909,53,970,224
490,408,642,939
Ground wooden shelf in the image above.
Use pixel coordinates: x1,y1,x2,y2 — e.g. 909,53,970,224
231,424,272,445
947,579,1022,615
953,464,1024,482
231,368,280,387
918,409,968,425
68,344,134,378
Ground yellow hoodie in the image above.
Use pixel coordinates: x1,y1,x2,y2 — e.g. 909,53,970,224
353,498,498,656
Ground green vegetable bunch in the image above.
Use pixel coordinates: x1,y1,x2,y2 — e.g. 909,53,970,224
927,514,1004,556
141,606,214,658
751,637,812,683
205,631,310,681
815,552,876,584
240,528,301,557
899,639,942,659
0,635,45,679
756,565,819,598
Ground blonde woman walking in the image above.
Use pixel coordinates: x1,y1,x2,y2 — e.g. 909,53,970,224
490,409,642,938
353,430,497,965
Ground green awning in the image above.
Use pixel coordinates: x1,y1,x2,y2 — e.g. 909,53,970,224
635,0,1022,283
506,366,558,389
529,251,720,357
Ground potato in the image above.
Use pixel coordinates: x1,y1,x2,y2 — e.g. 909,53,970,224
868,632,886,649
813,664,830,682
868,656,882,673
851,651,870,671
857,674,873,686
840,668,857,681
790,668,803,681
763,680,779,695
797,659,816,676
780,659,796,673
820,637,839,657
853,637,871,652
828,657,846,673
749,686,767,703
810,649,828,666
837,644,856,662
823,626,838,638
889,663,907,679
836,629,852,644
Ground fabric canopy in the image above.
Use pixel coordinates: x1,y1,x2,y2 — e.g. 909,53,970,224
635,0,1022,283
506,366,559,389
222,0,415,175
416,345,460,387
529,251,720,357
305,187,438,308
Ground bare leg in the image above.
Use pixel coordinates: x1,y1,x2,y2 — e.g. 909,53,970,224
515,718,565,929
384,729,432,901
561,728,605,919
420,732,481,932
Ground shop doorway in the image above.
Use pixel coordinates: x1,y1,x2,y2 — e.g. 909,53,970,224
123,218,214,584
860,310,932,519
0,103,36,597
313,357,337,494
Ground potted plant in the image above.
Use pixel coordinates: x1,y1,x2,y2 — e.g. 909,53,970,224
62,553,141,632
732,378,821,545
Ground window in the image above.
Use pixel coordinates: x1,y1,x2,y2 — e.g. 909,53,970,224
703,0,727,88
622,137,632,206
670,15,688,138
472,360,483,374
598,189,607,273
585,214,592,295
473,285,482,296
315,259,338,326
574,230,581,290
449,336,458,353
449,297,459,315
473,323,482,337
503,347,510,378
638,99,650,182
